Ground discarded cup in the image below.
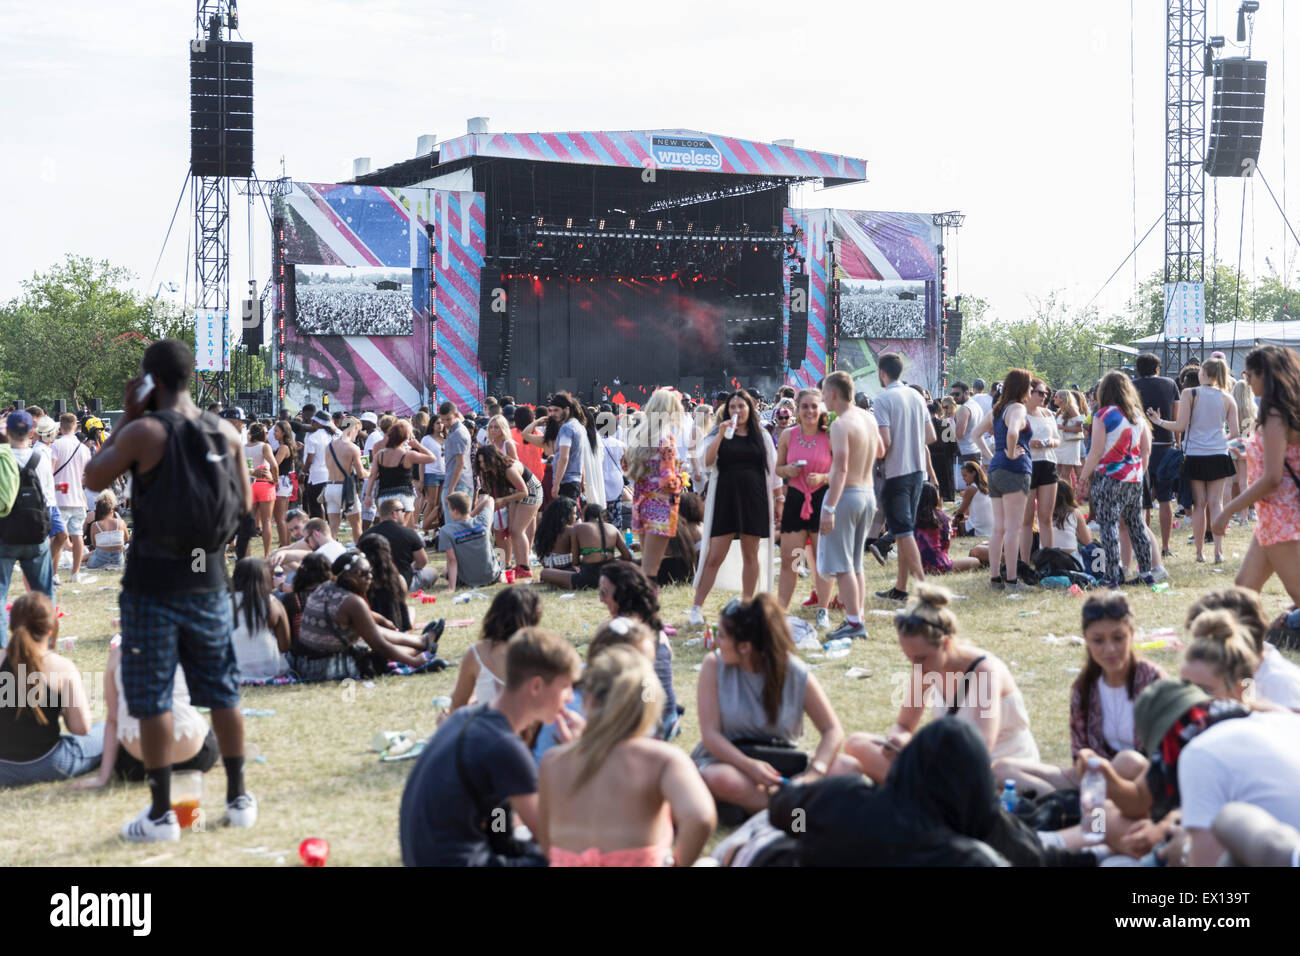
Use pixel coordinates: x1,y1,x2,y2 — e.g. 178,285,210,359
421,595,438,604
432,695,452,710
299,837,329,867
504,568,516,584
59,636,78,652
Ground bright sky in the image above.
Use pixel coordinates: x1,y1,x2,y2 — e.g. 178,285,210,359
1,0,1297,325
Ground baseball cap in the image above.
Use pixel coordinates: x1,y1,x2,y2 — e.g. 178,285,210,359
360,411,379,425
6,410,34,435
221,407,248,422
331,410,346,423
1133,679,1212,757
312,411,332,426
35,417,58,440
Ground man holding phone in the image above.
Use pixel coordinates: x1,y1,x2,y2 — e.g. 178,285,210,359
84,339,257,842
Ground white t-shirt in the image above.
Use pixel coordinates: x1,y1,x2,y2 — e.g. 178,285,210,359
966,490,993,537
1097,681,1136,754
12,445,56,506
600,435,626,504
1178,711,1300,830
1027,411,1060,463
362,430,384,458
420,435,444,477
1054,511,1080,557
49,434,92,508
231,593,289,680
316,540,347,564
305,429,333,484
971,392,994,420
870,381,929,479
1254,644,1300,710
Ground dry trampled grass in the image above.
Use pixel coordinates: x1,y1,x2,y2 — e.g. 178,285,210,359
2,521,1295,866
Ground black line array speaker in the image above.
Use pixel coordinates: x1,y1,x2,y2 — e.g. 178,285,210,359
1205,57,1267,177
787,274,810,365
478,282,504,371
190,40,254,178
53,399,67,416
241,298,263,349
945,309,963,356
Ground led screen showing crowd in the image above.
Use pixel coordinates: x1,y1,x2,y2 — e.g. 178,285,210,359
294,264,414,336
838,278,926,339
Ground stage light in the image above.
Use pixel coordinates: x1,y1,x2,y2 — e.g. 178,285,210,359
687,222,694,233
566,217,573,228
599,219,606,230
656,220,663,231
537,242,544,247
536,216,544,227
628,218,636,229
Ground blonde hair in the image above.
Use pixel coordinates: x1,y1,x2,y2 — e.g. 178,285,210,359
1232,378,1256,434
1056,389,1081,421
896,583,960,646
569,645,662,794
625,388,684,483
794,388,829,432
1185,609,1259,691
1201,358,1229,391
487,414,512,443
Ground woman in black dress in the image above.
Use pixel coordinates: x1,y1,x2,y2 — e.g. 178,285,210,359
929,399,958,502
688,391,779,625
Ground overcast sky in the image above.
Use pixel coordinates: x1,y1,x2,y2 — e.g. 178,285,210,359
1,0,1296,325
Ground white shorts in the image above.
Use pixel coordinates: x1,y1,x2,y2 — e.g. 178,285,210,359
324,482,360,517
59,506,87,532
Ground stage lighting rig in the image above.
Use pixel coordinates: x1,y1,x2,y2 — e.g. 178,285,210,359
1237,1,1259,44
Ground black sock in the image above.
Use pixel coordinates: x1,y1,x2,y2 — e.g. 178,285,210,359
223,755,245,803
146,767,172,821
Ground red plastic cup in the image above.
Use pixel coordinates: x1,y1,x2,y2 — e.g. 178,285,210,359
421,595,437,604
299,837,329,867
504,568,516,584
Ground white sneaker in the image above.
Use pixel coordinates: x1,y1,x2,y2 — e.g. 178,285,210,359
222,792,258,828
815,608,831,630
71,571,91,584
120,807,181,843
688,606,704,627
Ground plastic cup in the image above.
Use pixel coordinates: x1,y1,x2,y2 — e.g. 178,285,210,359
504,568,516,584
299,837,329,867
171,770,203,829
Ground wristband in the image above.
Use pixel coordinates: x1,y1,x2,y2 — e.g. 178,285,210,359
822,505,836,515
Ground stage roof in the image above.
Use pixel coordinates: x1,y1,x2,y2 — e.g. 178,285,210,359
1131,320,1300,348
360,128,868,188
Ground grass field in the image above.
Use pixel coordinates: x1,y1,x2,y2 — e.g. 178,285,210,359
3,521,1296,867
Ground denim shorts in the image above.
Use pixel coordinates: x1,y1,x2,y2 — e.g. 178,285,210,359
881,471,924,538
423,474,444,489
119,589,240,718
47,506,66,539
988,468,1032,499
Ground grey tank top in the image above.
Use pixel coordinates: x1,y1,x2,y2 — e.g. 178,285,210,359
705,651,809,745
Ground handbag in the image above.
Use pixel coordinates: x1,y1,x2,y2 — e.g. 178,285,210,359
455,709,549,867
730,736,809,778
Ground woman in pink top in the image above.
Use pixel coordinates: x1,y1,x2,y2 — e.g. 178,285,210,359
1215,346,1300,604
775,389,833,618
538,645,716,867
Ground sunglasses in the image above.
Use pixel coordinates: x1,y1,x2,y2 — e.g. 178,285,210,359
1082,594,1131,624
721,597,744,620
776,412,791,419
1031,389,1048,397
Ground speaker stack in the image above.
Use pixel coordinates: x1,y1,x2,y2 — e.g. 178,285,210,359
1205,57,1267,177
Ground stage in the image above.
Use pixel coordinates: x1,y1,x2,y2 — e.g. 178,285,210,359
271,124,947,414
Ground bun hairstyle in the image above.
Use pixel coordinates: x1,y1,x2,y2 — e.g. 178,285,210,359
1185,609,1260,689
1184,587,1267,655
588,616,656,663
895,583,959,647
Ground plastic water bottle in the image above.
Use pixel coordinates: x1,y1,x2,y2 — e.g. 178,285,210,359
724,413,738,440
1000,779,1017,813
1080,758,1107,844
823,637,853,652
453,593,472,605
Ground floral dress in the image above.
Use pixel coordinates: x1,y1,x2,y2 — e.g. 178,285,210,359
1245,431,1300,546
632,434,683,538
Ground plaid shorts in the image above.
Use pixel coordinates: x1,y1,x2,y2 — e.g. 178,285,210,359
119,589,240,719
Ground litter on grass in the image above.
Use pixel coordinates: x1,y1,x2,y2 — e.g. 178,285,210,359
240,708,276,717
844,667,871,679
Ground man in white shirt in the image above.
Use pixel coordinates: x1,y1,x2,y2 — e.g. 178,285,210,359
1133,680,1300,866
869,353,936,602
50,413,93,583
301,411,336,520
969,378,994,421
600,431,628,528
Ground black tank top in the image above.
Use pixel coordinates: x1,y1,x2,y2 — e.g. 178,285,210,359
0,656,62,762
377,452,411,493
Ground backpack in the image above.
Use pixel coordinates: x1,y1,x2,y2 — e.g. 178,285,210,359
0,454,51,545
132,410,245,558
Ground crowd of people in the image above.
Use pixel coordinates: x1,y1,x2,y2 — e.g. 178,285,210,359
1,336,1299,868
293,284,414,336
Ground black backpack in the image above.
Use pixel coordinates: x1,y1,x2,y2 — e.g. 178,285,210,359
0,455,51,545
132,410,245,558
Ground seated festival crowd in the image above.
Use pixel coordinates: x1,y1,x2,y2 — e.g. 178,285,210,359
1,338,1299,867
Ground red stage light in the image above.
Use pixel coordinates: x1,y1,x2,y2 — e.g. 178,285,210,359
537,242,543,247
577,243,584,249
670,271,678,279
